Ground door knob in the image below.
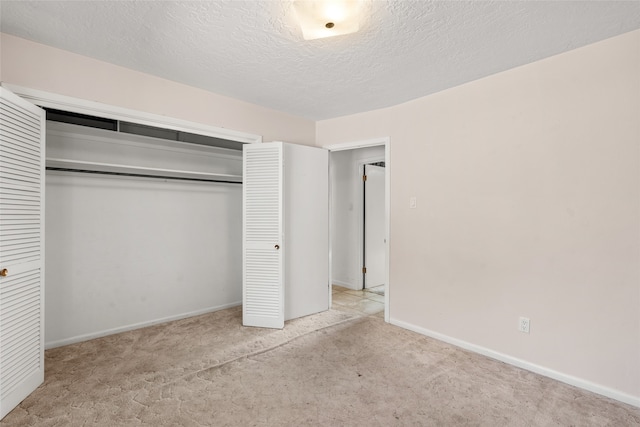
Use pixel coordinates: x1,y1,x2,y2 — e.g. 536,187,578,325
0,268,8,277
274,244,280,250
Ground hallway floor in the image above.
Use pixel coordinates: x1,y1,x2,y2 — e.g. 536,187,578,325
331,284,385,317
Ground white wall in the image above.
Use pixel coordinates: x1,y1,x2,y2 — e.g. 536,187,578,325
330,146,384,289
0,33,316,146
45,123,242,347
318,30,640,405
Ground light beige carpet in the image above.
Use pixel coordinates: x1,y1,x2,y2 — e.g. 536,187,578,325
1,306,638,426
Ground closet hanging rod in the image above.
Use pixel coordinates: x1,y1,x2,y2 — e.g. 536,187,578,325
45,158,242,184
46,167,243,184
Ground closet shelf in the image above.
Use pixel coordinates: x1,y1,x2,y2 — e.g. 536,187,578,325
45,158,243,183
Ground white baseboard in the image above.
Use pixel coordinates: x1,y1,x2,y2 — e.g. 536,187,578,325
389,317,640,409
332,279,358,290
45,302,241,349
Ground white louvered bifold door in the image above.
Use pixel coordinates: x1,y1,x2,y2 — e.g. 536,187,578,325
243,142,284,328
0,87,45,420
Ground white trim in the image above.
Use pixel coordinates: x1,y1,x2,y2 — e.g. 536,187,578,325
2,83,262,144
332,279,358,290
325,137,390,323
390,317,640,408
323,137,390,152
45,302,241,349
327,149,333,311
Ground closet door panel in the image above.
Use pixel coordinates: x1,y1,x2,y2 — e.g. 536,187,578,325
283,143,329,320
0,87,45,420
242,142,284,328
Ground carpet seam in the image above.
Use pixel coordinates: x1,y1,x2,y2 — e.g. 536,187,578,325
165,312,369,385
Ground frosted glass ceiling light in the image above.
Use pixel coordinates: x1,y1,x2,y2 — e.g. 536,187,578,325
293,0,362,40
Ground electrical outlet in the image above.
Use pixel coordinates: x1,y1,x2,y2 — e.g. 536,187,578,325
518,317,530,334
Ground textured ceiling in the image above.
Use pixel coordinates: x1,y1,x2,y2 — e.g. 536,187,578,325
1,1,639,120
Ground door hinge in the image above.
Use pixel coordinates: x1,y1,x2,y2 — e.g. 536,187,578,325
362,267,367,274
362,175,367,182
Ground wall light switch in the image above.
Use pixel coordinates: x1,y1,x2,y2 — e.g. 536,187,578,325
409,197,417,209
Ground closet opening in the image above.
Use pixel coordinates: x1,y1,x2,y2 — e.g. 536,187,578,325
44,119,244,348
2,83,263,349
328,139,389,322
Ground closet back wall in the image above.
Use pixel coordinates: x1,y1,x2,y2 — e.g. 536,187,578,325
45,123,242,348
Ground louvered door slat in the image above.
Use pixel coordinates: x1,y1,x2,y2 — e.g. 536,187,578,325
0,249,40,263
5,308,40,344
1,298,40,328
0,232,39,242
0,203,39,212
0,149,40,169
0,177,40,190
0,240,40,253
0,190,39,201
0,198,39,207
0,136,40,158
0,139,40,160
1,309,39,341
2,330,39,372
0,130,39,157
0,236,40,246
0,100,40,127
243,142,284,328
2,346,39,395
1,158,41,177
0,86,45,420
2,324,39,363
0,223,40,234
0,182,39,194
0,107,40,141
0,130,40,157
0,165,41,183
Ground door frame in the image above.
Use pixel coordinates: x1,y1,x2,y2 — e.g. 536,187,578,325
323,137,390,323
2,84,262,145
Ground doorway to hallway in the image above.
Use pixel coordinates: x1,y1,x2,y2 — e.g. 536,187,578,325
327,138,389,322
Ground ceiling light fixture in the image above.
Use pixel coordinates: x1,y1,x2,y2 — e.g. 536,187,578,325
293,0,362,40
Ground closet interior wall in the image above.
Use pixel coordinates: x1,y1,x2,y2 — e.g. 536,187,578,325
45,121,243,348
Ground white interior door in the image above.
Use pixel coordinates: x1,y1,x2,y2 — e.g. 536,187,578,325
0,86,45,419
243,142,284,328
243,142,329,329
364,164,385,288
